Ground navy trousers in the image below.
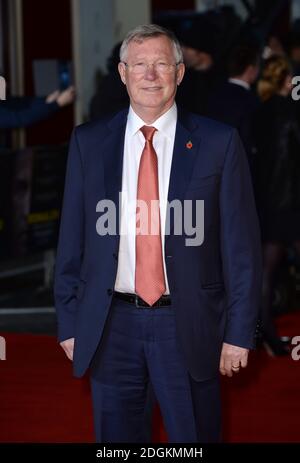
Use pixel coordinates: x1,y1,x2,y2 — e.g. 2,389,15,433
89,297,221,443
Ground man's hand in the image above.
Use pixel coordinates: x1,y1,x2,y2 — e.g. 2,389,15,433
46,89,60,103
46,86,75,107
60,337,75,361
56,86,75,107
219,342,249,377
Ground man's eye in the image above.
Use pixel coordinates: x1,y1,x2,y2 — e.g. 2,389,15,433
157,63,169,71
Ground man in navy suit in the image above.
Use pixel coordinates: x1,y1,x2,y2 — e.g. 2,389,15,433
206,45,261,166
54,25,262,443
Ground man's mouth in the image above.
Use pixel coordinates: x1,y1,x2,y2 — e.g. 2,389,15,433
142,87,162,92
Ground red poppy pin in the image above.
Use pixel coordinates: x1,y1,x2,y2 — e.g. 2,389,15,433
186,141,193,149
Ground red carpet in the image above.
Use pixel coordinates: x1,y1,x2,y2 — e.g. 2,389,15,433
0,333,94,442
1,311,300,442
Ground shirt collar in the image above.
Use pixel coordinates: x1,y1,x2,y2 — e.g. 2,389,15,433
127,103,177,140
228,78,250,91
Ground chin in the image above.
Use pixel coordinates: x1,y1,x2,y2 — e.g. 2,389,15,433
136,97,158,106
142,93,166,103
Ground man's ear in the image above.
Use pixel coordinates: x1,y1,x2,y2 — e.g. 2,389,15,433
118,62,126,85
176,63,185,86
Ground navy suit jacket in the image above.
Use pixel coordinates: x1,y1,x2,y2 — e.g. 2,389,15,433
54,108,262,381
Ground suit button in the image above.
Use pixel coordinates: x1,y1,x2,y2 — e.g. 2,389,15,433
107,288,113,296
113,253,118,260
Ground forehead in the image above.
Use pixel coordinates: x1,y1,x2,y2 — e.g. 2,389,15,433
126,35,174,58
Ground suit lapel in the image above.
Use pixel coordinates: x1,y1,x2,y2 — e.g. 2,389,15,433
166,110,201,240
101,109,128,237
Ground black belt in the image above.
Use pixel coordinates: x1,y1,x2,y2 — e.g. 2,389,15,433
113,291,171,308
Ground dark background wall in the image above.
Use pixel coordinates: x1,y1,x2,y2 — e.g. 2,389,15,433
22,0,73,145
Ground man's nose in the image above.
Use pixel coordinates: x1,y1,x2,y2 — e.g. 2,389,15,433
144,64,158,79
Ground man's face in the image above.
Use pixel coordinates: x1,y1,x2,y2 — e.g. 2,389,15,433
118,35,185,117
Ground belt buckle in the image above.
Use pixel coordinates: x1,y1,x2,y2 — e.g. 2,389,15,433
134,294,152,308
135,294,145,308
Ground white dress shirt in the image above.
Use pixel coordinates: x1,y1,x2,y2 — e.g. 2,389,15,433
228,78,250,91
114,103,177,294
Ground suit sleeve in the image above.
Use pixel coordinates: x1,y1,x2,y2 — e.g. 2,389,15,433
0,98,59,128
220,128,262,349
54,128,84,342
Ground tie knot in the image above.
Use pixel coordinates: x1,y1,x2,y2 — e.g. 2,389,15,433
140,125,156,142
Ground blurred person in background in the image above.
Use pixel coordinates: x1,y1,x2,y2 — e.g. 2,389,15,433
176,20,219,115
206,45,261,168
89,43,129,120
255,55,300,355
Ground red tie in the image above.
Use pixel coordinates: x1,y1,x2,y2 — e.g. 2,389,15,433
135,126,166,306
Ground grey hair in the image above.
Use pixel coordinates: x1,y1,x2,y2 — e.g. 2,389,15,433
119,24,183,64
